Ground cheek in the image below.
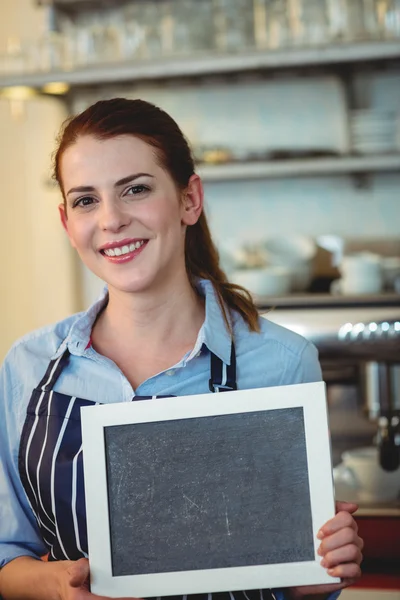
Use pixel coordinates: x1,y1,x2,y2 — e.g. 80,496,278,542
142,195,183,233
66,219,92,249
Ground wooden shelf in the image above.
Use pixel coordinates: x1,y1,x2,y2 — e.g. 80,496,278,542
0,40,399,90
197,154,400,182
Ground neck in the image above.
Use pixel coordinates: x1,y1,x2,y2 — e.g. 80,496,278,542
94,272,205,352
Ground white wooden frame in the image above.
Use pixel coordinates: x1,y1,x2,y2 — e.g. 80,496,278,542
81,381,340,597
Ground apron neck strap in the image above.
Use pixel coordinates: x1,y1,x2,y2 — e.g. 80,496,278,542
209,342,237,393
38,348,71,392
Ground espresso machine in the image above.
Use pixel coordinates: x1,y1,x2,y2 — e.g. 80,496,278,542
331,318,400,472
262,305,400,472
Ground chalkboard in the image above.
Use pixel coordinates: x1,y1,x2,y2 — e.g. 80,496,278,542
104,408,314,577
82,382,339,597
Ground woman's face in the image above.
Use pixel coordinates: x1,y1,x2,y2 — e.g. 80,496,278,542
59,135,203,294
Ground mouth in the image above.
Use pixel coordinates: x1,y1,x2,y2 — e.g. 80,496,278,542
99,239,148,262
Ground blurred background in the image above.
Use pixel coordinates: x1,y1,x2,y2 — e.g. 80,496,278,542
0,2,400,595
0,0,400,359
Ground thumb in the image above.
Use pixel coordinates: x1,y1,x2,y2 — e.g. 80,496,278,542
67,558,90,588
336,500,359,514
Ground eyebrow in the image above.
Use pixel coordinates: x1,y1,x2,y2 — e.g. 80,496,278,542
66,172,154,196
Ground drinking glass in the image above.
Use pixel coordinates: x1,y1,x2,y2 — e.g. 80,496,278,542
213,0,255,52
294,0,330,45
265,0,291,49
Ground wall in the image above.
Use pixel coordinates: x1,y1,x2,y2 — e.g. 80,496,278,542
0,0,49,54
0,96,76,360
0,0,75,361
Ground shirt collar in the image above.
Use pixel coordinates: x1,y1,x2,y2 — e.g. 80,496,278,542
51,285,109,359
52,279,233,365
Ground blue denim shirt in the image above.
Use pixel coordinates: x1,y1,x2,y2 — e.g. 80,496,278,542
0,279,340,600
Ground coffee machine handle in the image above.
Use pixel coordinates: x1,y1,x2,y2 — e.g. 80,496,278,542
378,417,400,472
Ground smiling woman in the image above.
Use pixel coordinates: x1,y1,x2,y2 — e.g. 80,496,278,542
0,98,364,600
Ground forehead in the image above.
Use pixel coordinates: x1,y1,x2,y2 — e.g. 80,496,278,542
60,135,162,185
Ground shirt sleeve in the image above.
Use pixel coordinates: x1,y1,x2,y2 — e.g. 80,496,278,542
0,349,47,567
283,340,323,385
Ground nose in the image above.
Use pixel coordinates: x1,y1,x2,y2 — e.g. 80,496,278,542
98,198,130,232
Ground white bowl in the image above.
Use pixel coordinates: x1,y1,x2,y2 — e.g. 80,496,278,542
263,236,317,292
230,267,291,297
334,446,400,504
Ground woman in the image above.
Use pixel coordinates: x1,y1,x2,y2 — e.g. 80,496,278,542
0,98,363,600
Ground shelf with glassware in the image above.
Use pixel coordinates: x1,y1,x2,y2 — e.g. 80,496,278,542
0,40,399,92
196,153,400,182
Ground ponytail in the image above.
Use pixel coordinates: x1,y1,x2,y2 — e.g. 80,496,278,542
186,213,260,333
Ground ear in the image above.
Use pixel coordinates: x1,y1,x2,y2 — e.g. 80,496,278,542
58,203,77,249
181,174,203,226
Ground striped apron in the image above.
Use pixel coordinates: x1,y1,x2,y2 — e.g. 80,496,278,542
18,343,276,600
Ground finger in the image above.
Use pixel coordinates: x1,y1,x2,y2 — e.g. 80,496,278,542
320,544,363,569
335,501,359,515
318,510,358,538
327,563,362,580
67,558,90,588
318,527,363,554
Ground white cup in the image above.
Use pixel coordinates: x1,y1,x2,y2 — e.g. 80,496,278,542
338,253,383,294
334,446,400,504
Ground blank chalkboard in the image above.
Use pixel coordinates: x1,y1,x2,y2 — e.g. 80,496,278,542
104,407,314,578
82,382,339,596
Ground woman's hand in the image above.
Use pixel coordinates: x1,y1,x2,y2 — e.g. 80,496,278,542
285,501,363,599
60,503,363,600
59,558,141,600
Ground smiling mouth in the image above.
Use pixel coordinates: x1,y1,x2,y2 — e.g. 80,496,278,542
100,240,146,257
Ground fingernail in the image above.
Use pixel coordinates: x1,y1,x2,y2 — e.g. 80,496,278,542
328,569,336,576
320,559,327,567
317,530,324,539
317,545,323,556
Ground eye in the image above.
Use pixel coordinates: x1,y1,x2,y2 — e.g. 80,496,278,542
124,184,150,196
72,196,96,208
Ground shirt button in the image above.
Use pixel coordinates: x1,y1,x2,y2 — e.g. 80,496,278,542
166,369,176,376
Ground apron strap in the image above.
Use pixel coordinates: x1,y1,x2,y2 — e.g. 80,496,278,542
209,342,237,393
37,348,71,392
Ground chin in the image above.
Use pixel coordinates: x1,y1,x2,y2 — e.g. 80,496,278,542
107,273,159,295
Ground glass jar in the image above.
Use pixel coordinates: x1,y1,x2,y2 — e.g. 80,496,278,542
37,31,67,71
362,0,381,37
213,0,255,52
379,0,400,38
131,1,163,60
253,0,269,49
121,2,147,60
170,0,214,56
327,0,377,41
292,0,330,45
271,0,292,48
345,0,368,39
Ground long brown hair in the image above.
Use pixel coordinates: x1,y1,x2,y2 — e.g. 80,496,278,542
53,98,260,332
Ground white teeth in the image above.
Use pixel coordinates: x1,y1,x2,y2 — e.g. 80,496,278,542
103,240,145,257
